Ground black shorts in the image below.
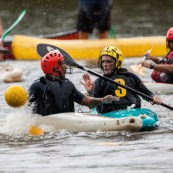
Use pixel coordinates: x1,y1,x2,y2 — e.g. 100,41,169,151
77,5,111,33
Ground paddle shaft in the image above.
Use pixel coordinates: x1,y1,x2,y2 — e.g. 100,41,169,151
36,44,173,111
130,46,153,75
77,65,173,111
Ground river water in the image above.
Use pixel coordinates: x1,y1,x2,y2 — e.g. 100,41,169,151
0,0,173,173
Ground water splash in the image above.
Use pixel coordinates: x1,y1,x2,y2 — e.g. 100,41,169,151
0,106,38,136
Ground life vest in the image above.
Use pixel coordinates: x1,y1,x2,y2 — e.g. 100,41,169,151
32,76,76,116
151,51,173,83
96,74,141,114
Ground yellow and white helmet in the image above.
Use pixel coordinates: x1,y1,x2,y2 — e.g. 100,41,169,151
98,46,124,70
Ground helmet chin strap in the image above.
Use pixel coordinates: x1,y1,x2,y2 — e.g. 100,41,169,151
53,73,62,80
103,67,118,77
53,64,66,80
52,67,62,79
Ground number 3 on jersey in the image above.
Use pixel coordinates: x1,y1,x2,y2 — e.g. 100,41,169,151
114,78,126,97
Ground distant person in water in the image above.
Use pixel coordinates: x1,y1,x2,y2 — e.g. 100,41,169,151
80,46,162,114
77,0,112,39
28,50,119,116
140,27,173,83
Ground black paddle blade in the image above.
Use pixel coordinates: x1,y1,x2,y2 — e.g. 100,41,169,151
36,43,79,67
37,44,59,57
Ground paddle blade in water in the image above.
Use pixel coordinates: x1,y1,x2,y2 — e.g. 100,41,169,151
130,65,145,77
29,126,44,136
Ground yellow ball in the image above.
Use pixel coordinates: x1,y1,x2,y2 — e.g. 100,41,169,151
4,85,28,108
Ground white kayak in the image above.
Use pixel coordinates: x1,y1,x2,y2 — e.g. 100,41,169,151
145,82,173,94
34,108,159,133
34,112,142,132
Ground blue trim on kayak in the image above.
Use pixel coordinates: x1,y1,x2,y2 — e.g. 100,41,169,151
91,108,159,131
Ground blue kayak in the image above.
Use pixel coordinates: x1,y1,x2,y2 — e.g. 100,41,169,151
92,108,159,131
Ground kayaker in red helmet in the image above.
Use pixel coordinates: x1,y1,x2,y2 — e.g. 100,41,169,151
80,46,161,114
140,27,173,83
28,50,119,116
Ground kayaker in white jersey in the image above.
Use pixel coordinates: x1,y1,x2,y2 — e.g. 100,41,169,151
139,27,173,83
80,46,162,114
28,50,119,116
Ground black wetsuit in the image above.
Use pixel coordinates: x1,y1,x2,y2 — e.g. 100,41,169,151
93,71,154,114
28,75,84,116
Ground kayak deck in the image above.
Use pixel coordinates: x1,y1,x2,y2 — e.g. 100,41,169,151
98,108,159,131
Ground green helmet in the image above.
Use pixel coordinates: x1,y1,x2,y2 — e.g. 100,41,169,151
98,46,124,70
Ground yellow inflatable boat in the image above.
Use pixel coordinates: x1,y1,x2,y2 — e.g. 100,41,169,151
11,35,167,61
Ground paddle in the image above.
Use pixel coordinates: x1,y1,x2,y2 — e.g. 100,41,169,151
130,64,145,77
36,43,173,111
0,9,26,42
130,47,153,76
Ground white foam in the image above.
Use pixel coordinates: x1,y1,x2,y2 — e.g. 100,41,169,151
0,106,39,136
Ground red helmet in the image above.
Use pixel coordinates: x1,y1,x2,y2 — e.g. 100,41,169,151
166,27,173,41
41,51,64,77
